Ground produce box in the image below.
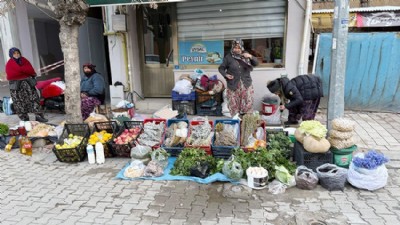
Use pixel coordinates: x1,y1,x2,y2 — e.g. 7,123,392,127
195,90,223,104
293,141,333,171
108,121,142,157
241,120,266,153
185,120,213,155
92,121,119,158
52,124,90,163
137,119,167,150
196,105,222,116
212,119,240,159
172,100,196,115
172,91,196,101
162,119,189,156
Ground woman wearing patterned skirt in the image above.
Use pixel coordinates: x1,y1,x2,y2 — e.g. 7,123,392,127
218,39,258,116
5,47,48,122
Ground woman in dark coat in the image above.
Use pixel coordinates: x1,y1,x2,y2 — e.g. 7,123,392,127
267,74,323,125
219,39,258,116
80,63,105,120
5,47,48,122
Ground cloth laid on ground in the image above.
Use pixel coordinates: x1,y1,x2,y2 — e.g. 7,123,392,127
116,157,237,184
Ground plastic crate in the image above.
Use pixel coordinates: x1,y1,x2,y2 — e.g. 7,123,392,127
93,121,119,158
196,90,223,104
241,120,266,152
172,91,196,101
162,119,189,156
294,141,333,171
172,100,196,115
108,121,143,157
212,119,240,159
265,127,288,143
185,120,213,155
137,119,167,150
52,124,90,163
196,105,222,116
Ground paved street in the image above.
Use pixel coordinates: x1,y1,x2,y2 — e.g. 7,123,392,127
0,109,400,225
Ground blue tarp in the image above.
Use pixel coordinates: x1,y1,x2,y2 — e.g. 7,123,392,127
116,157,238,184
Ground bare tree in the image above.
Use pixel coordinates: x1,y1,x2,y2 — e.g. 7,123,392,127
1,0,89,123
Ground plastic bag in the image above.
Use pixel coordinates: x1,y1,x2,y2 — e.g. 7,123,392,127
172,79,193,95
150,148,169,169
268,180,287,194
131,144,152,160
222,156,243,180
143,161,164,177
316,163,348,191
347,163,388,191
124,160,146,178
295,166,319,190
190,161,211,178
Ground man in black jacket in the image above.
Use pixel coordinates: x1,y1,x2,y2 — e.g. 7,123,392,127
267,74,323,125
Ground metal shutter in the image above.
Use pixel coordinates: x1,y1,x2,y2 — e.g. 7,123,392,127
177,0,286,41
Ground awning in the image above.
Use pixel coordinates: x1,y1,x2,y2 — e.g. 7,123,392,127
86,0,186,7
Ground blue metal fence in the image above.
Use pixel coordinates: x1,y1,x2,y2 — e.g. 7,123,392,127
315,32,400,112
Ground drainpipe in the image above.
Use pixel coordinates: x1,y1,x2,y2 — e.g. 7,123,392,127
298,0,312,75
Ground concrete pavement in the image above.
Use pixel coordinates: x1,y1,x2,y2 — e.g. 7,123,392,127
0,109,400,225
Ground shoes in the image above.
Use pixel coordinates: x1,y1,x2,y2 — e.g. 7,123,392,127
284,120,298,126
35,115,48,123
19,114,29,121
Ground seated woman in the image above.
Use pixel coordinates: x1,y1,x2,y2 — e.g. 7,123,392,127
80,63,105,120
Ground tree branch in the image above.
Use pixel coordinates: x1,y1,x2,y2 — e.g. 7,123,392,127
24,0,52,11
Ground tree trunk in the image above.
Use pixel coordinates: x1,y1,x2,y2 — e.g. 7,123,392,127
59,23,82,123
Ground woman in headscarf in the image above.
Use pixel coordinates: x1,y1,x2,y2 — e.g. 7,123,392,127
218,39,258,116
80,63,105,120
5,47,48,122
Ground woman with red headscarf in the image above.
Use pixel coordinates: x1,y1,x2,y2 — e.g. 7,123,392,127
5,47,48,122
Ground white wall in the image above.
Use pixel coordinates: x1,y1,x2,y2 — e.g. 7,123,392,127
172,0,307,113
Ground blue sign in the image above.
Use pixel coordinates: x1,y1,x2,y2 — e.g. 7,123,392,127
178,40,224,65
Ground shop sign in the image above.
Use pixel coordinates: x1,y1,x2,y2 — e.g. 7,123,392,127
178,40,224,65
357,12,400,27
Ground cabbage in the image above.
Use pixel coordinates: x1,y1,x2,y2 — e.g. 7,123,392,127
298,120,327,139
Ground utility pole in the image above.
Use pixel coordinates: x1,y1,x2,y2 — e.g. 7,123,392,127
327,0,349,130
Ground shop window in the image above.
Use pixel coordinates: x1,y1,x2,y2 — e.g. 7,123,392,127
223,38,284,64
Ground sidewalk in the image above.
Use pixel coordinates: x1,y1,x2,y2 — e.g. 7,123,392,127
0,109,399,225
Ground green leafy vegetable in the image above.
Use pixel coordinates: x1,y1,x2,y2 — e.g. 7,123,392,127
0,123,9,136
298,120,327,139
170,148,217,176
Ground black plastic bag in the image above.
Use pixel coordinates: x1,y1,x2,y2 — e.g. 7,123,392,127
295,166,319,190
190,161,211,178
316,163,348,191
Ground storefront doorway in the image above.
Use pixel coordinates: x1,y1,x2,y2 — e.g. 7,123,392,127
138,4,176,97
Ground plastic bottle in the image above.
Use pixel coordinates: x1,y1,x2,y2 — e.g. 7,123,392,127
95,142,105,164
5,136,16,152
86,144,95,164
22,138,32,156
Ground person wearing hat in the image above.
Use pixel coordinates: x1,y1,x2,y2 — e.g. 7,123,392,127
5,47,48,122
218,39,258,116
80,63,105,120
267,74,323,125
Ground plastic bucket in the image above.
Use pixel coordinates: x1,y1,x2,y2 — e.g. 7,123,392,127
331,145,358,168
246,167,269,189
261,102,277,116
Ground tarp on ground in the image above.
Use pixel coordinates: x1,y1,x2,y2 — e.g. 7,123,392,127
116,157,238,184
